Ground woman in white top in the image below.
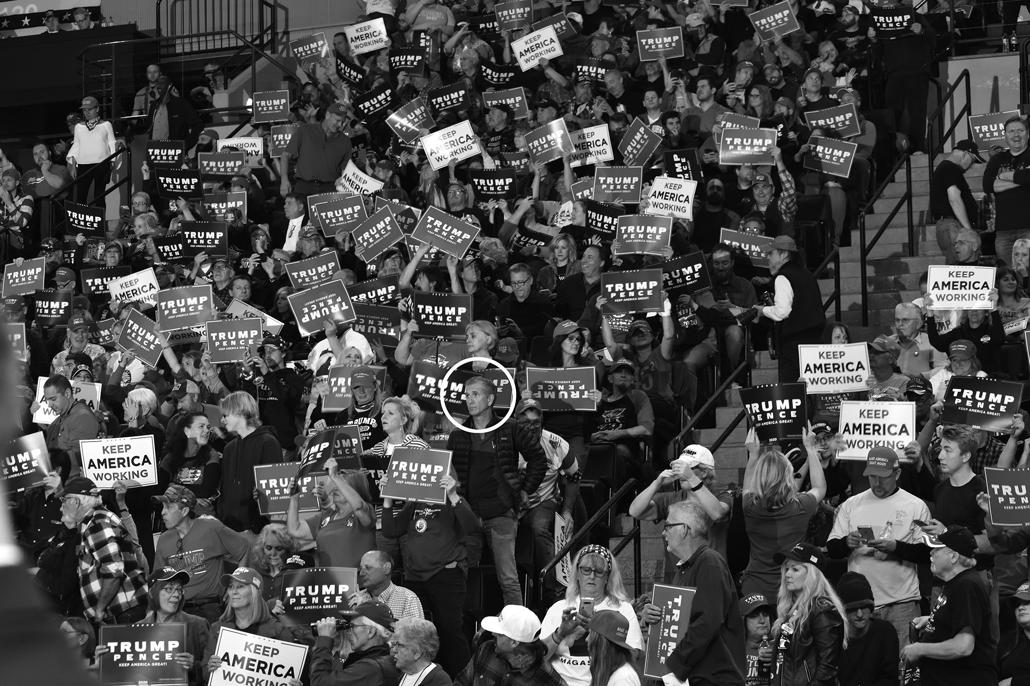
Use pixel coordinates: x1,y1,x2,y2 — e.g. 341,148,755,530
67,95,117,206
539,545,643,686
588,611,641,686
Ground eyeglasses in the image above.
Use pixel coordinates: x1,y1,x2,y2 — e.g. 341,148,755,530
577,566,608,577
160,584,184,594
511,279,531,287
663,522,687,533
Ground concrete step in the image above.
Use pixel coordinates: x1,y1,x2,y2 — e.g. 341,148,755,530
873,194,929,214
840,307,901,328
882,180,929,197
840,255,940,279
864,209,930,231
697,423,748,447
893,160,986,184
818,272,922,295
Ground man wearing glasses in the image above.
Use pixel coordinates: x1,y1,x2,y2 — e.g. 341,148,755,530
496,263,554,341
311,600,401,685
888,303,947,377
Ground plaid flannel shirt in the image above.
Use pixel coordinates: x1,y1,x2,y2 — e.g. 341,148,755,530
1,190,32,232
456,640,564,686
77,507,148,620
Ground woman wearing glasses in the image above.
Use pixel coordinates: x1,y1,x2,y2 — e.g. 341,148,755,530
249,523,308,603
538,545,644,686
136,567,210,685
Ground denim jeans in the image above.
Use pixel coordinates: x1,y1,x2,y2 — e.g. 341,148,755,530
407,567,470,677
875,600,920,648
465,511,522,606
524,499,562,605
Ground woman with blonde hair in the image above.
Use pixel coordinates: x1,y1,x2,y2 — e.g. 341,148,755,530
757,543,847,686
536,232,582,293
369,395,428,457
217,390,282,533
1012,238,1030,289
248,523,304,602
741,429,826,602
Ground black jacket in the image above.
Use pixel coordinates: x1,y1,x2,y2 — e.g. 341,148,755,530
777,596,846,686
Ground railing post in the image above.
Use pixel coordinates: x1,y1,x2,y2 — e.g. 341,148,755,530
633,525,642,598
155,0,163,37
906,156,914,257
834,249,841,322
859,212,868,327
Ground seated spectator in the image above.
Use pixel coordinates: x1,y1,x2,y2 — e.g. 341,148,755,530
353,550,424,621
310,600,400,686
249,523,306,603
390,617,452,686
459,605,563,686
135,567,210,685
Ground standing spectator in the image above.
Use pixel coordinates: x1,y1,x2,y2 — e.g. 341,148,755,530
0,168,32,260
310,600,401,686
216,391,282,533
835,572,899,686
983,115,1030,265
390,618,453,686
41,374,100,473
281,103,353,198
136,567,211,686
933,142,983,263
495,263,554,341
586,611,640,686
22,142,72,200
149,76,202,159
67,96,117,206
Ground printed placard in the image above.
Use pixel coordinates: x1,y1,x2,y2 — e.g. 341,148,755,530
252,89,290,124
749,0,801,40
389,47,426,72
411,291,473,340
574,58,607,84
803,103,862,138
156,169,202,199
289,32,329,62
718,112,762,130
80,434,158,488
4,321,26,362
619,118,663,167
719,128,777,165
739,383,807,441
269,124,299,157
644,584,697,679
970,111,1019,151
279,567,359,626
352,303,401,349
180,221,228,257
570,179,593,200
225,298,285,336
870,7,915,38
351,207,404,262
662,252,711,297
208,627,308,686
513,225,558,252
664,148,702,180
354,84,395,121
984,468,1030,526
600,268,664,314
411,206,480,259
593,167,643,204
407,360,463,414
152,236,187,263
117,308,165,369
198,151,246,178
837,400,916,461
570,124,614,167
216,137,263,157
348,273,400,306
386,98,436,144
470,168,518,199
926,265,996,311
205,318,264,364
555,512,573,586
32,378,101,426
2,256,45,297
336,160,385,196
33,290,72,326
942,376,1024,432
1,431,49,494
382,447,452,503
645,176,697,220
526,367,597,411
109,267,160,309
585,200,621,241
64,201,105,235
146,139,185,169
421,121,483,171
637,27,685,61
719,228,773,269
495,0,533,31
428,83,470,114
803,136,858,179
469,14,501,37
615,215,671,256
311,193,367,237
254,462,320,516
511,26,563,71
336,56,365,87
525,118,573,166
798,343,870,394
203,191,248,220
322,365,362,413
156,285,213,332
480,61,517,87
98,623,187,686
286,252,343,290
482,87,530,120
532,12,576,39
343,18,390,55
287,279,355,336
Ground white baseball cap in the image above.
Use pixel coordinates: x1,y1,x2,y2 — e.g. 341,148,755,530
480,605,541,643
674,444,715,470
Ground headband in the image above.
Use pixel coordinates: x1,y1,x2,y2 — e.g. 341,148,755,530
578,544,613,573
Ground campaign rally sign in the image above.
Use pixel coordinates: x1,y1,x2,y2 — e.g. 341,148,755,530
615,215,672,256
739,383,807,441
311,193,367,237
64,201,105,235
411,206,480,259
719,228,774,269
389,47,426,72
422,121,483,170
803,103,861,138
386,98,436,144
34,290,72,326
600,268,664,314
2,256,44,297
719,128,777,165
526,119,574,166
203,191,247,220
427,83,470,114
570,124,614,167
343,18,389,55
289,32,329,63
411,291,472,340
109,267,160,309
98,623,187,686
1,432,49,494
198,151,246,179
288,279,356,336
407,360,466,413
664,148,702,180
156,285,213,332
354,85,395,121
352,303,401,349
585,201,621,242
636,27,684,61
644,584,697,679
619,118,663,167
645,176,697,220
208,627,308,686
482,87,530,120
511,26,563,71
532,12,577,39
225,298,285,336
555,512,574,587
570,179,593,200
926,265,995,310
837,401,916,461
155,169,202,199
513,225,559,252
336,160,385,196
254,462,320,516
32,378,100,426
349,273,400,306
970,111,1019,151
269,124,299,157
803,137,858,179
5,321,26,362
662,252,711,297
798,343,870,394
480,60,516,87
180,221,228,257
526,367,597,411
251,89,290,124
575,57,607,84
146,139,185,169
80,435,158,489
495,0,533,31
382,447,452,503
117,308,165,369
870,7,915,38
942,376,1024,432
205,318,263,364
594,167,643,204
718,112,762,130
984,468,1030,526
152,236,187,263
749,0,800,40
470,168,518,199
279,567,359,626
376,197,422,234
216,137,263,157
351,207,404,262
286,252,342,291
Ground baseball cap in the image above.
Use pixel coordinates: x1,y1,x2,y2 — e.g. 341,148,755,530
152,566,191,585
199,128,219,141
736,60,755,73
763,62,782,72
80,96,100,110
923,525,977,558
169,379,201,399
740,593,772,616
480,605,542,643
774,542,827,569
842,3,861,14
752,173,774,188
954,139,985,163
675,444,715,470
862,446,900,477
339,600,397,630
221,567,262,590
495,337,519,366
684,12,704,26
803,66,823,82
948,339,976,361
67,313,91,331
589,611,633,650
628,319,653,338
552,320,584,340
488,102,515,119
516,398,541,415
1014,582,1030,603
836,571,874,610
55,266,76,285
152,484,199,510
869,335,901,355
536,97,560,112
326,102,347,118
768,235,798,252
262,335,284,352
905,375,933,399
61,476,99,497
811,421,836,436
349,366,377,390
610,359,636,375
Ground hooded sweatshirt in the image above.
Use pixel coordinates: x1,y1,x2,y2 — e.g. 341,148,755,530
217,425,282,532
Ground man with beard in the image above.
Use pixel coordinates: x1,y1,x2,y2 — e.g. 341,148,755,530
693,178,740,251
761,62,798,103
231,336,305,456
311,601,402,685
828,6,872,74
282,103,353,198
457,605,562,686
703,244,757,377
22,142,72,200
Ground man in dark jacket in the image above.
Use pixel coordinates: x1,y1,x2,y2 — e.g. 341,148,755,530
836,572,899,686
495,263,554,341
148,76,202,155
230,337,305,456
447,376,547,606
310,601,401,686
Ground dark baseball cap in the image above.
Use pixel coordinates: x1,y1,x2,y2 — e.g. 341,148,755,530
349,366,376,389
774,542,827,569
954,139,985,163
152,484,198,510
62,476,99,497
152,566,191,585
862,446,900,477
339,600,396,630
924,525,977,558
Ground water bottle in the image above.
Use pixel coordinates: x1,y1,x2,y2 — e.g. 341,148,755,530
882,521,894,540
757,634,772,678
775,622,793,677
902,663,921,685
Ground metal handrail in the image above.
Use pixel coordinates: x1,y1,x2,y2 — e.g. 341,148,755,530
815,246,842,322
859,154,913,326
926,70,971,196
48,146,132,238
158,0,285,53
610,523,642,597
670,353,749,458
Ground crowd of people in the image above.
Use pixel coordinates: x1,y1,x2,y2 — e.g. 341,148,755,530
1,0,1030,685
